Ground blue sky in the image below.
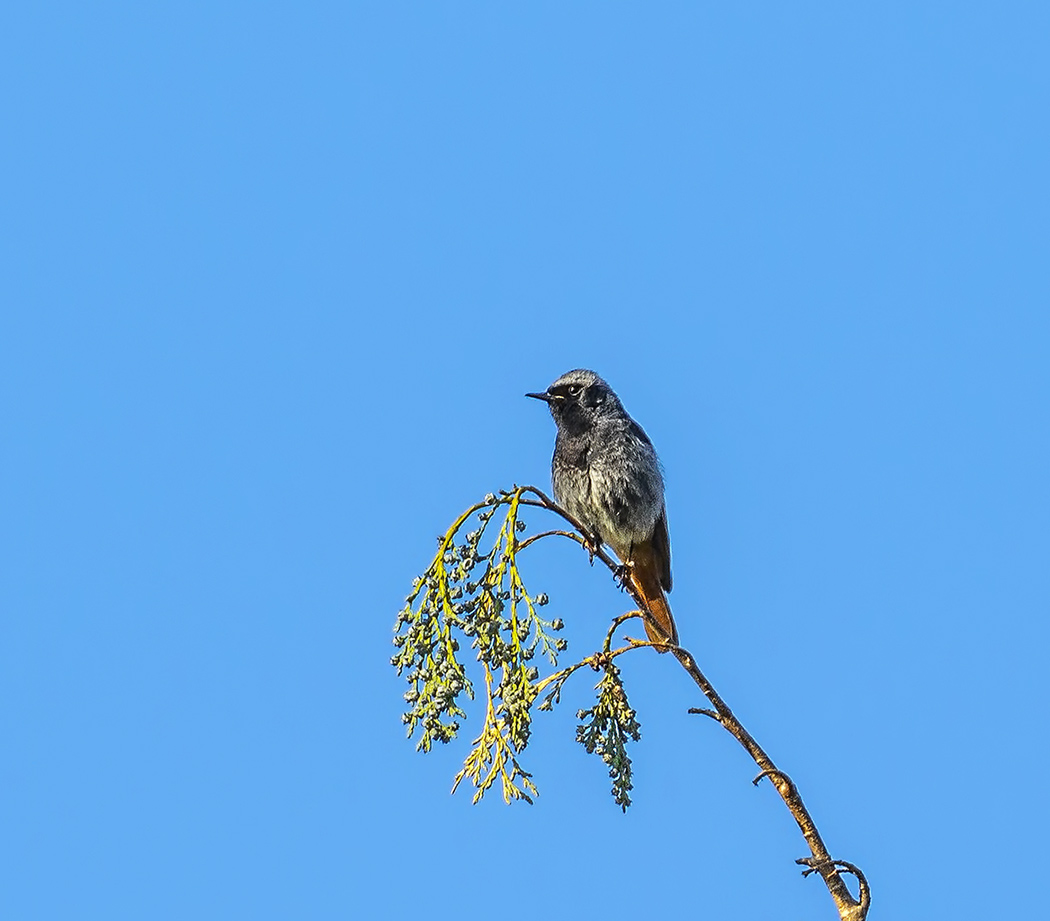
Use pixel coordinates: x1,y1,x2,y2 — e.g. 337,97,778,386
3,3,1048,919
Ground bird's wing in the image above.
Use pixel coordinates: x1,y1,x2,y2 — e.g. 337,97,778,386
652,507,672,593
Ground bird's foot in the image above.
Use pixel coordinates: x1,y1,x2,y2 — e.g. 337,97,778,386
584,531,602,566
612,560,634,589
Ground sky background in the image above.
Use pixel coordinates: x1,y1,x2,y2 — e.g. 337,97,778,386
3,3,1048,919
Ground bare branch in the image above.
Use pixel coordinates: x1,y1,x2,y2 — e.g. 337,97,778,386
604,611,642,651
516,529,586,551
524,486,870,921
797,858,871,917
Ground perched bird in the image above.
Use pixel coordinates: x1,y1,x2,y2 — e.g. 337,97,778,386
527,369,678,650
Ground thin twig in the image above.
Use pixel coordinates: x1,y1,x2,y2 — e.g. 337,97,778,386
516,529,586,551
604,611,642,652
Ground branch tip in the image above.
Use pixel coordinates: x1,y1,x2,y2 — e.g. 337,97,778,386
796,857,871,915
832,860,871,912
752,768,791,790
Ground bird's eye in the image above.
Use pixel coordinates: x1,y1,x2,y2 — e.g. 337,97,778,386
567,384,582,397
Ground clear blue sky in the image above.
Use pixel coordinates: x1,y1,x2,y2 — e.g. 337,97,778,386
3,4,1048,919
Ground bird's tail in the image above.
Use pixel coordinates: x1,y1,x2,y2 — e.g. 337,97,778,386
628,544,679,653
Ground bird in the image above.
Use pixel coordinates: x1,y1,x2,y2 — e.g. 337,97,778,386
527,369,678,651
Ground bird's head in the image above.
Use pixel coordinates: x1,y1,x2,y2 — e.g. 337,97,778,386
526,368,621,433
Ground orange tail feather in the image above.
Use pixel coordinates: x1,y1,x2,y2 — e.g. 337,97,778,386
627,542,679,652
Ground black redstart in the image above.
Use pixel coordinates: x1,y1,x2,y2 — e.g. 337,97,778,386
527,369,678,650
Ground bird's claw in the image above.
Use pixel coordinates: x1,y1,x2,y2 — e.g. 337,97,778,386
612,561,634,589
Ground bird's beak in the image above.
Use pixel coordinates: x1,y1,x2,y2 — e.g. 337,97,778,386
525,391,552,403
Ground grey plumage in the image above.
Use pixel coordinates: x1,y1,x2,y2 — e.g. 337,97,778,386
527,369,677,647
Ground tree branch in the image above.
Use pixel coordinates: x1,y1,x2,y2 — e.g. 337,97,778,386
518,486,870,921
